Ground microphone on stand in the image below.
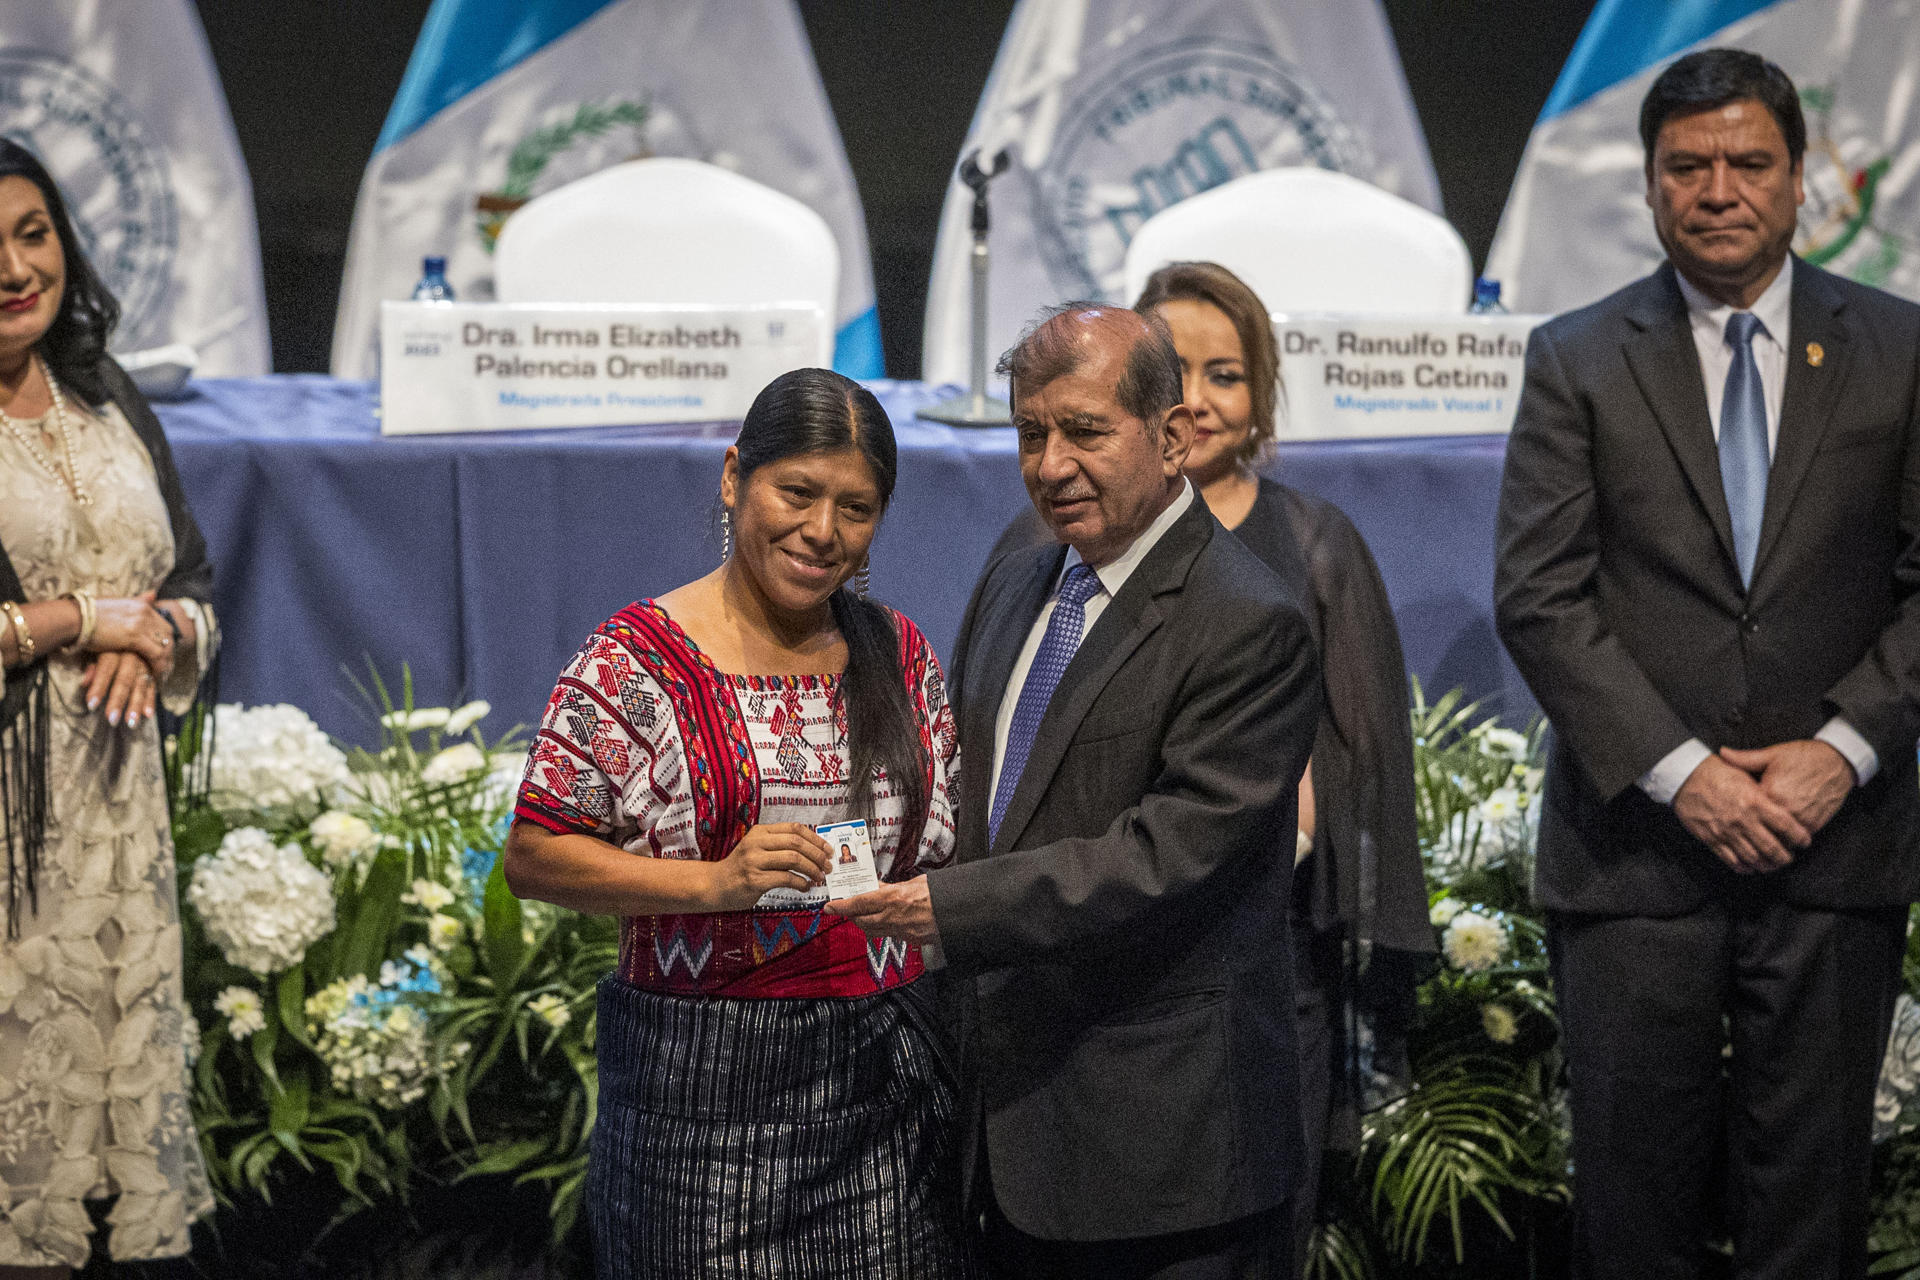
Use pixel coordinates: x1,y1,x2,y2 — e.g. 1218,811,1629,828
919,148,1013,427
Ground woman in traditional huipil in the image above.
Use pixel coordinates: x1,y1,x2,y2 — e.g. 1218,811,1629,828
1134,261,1435,1272
0,140,220,1273
505,368,975,1278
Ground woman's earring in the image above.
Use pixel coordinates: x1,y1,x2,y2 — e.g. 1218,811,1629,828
854,559,871,599
719,508,732,565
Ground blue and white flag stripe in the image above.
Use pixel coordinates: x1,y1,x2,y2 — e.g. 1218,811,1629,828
1489,0,1920,316
334,0,881,379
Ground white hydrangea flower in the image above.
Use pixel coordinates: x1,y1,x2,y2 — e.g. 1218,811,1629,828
213,986,267,1039
422,742,488,784
304,975,465,1111
309,810,379,870
1429,897,1464,927
528,993,571,1030
444,700,492,736
402,878,456,911
209,703,352,815
1442,910,1509,973
382,707,452,732
427,913,463,951
186,828,336,974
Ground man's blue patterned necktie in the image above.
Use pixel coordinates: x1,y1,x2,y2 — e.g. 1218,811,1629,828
989,562,1102,845
1720,310,1770,588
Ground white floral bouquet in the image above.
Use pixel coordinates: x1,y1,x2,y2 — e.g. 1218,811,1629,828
171,685,614,1250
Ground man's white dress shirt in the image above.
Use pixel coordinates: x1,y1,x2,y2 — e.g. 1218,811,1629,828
988,481,1195,806
1638,260,1877,802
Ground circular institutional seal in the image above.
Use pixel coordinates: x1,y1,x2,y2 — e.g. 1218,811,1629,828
0,51,176,339
1033,36,1370,299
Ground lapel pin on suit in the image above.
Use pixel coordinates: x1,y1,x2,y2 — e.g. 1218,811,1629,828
1807,341,1825,367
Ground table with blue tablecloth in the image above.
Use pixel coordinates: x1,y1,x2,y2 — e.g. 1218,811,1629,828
155,377,1530,743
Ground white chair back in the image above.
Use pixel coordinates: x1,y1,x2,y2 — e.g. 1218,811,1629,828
1121,168,1472,314
495,157,840,365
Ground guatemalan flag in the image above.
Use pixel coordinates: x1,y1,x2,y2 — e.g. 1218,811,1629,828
0,0,270,375
921,0,1440,386
1487,0,1920,315
332,0,882,379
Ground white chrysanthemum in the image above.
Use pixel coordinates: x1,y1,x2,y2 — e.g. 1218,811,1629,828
444,700,492,736
402,878,456,910
309,810,379,870
1481,1003,1519,1045
1442,911,1508,972
427,913,463,951
422,742,488,784
528,993,571,1030
1477,786,1523,824
1475,725,1531,761
187,827,336,974
1429,897,1464,927
213,986,267,1039
209,703,352,815
382,707,451,732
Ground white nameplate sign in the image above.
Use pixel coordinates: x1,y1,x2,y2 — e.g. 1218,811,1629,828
379,301,824,435
1271,313,1543,441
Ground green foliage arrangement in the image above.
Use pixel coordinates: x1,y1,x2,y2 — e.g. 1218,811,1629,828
166,679,1920,1277
168,675,611,1271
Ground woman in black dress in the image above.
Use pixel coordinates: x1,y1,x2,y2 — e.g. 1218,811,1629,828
1135,261,1435,1271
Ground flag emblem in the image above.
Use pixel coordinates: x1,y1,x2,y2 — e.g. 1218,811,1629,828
0,52,176,337
1034,38,1364,298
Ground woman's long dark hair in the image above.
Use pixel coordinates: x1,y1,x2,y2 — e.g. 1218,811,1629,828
0,138,120,404
733,368,930,831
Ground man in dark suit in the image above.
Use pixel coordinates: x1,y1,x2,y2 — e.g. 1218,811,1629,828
1494,49,1920,1279
832,304,1320,1277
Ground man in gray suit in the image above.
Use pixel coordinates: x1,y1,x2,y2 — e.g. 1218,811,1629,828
1495,49,1920,1279
833,304,1320,1277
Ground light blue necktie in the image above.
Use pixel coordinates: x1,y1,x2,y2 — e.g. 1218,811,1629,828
1719,311,1770,588
989,563,1102,845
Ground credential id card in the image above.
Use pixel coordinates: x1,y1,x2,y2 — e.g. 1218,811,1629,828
817,819,881,900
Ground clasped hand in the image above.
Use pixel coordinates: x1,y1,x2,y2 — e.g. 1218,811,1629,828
80,592,180,729
1674,740,1854,875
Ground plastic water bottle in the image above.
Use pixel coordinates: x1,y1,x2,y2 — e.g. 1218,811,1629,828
1469,278,1507,314
411,256,456,303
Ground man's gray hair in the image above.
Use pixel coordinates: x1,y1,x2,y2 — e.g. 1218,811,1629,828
995,302,1183,433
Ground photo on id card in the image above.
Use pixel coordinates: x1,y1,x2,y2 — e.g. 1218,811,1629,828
817,818,880,900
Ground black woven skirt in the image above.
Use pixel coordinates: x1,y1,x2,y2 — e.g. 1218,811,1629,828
589,976,981,1279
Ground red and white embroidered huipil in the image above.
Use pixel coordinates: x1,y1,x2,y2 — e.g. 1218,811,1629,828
515,601,959,998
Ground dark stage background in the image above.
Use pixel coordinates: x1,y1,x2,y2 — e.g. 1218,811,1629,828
193,1,1596,379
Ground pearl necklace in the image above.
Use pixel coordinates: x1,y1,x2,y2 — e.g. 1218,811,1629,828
0,353,89,506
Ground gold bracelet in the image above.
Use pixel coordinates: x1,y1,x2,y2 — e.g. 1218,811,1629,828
2,600,31,664
64,590,96,650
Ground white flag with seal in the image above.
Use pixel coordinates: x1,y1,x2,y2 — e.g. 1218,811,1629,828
333,0,882,380
921,0,1440,386
1487,0,1920,316
0,0,270,376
